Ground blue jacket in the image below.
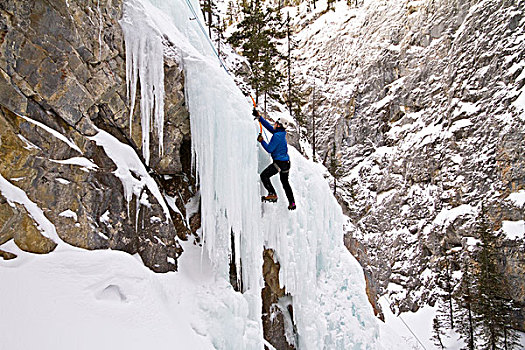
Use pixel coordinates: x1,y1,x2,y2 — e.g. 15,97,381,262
259,116,290,161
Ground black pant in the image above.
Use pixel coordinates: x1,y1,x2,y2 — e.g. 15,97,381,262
260,160,295,205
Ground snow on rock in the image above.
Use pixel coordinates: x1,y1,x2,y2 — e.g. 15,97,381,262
0,173,61,244
89,128,171,223
58,209,79,221
50,157,99,172
19,115,82,153
507,190,525,208
502,220,525,240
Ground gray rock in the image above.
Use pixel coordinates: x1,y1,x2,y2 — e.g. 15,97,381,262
0,0,196,272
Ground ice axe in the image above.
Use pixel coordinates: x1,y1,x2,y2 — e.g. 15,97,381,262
250,95,263,136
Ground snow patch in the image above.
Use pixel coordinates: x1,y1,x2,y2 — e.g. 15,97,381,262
58,209,78,221
17,134,40,151
55,178,71,185
0,173,61,243
50,157,98,172
502,220,524,240
19,115,82,153
507,190,525,207
89,128,170,223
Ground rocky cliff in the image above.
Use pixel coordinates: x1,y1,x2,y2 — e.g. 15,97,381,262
0,0,196,272
292,0,525,329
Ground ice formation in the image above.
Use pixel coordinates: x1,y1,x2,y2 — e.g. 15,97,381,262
121,0,389,348
121,4,165,166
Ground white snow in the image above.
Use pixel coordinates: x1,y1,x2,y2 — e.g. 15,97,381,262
100,210,111,224
502,220,525,240
19,115,82,153
58,209,78,221
0,173,61,244
507,190,525,207
449,118,473,132
513,85,525,121
0,242,223,350
433,204,476,226
89,128,171,223
9,177,24,182
50,157,98,171
17,134,40,150
380,297,438,350
55,177,71,185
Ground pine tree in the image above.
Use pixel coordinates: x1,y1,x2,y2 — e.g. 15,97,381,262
283,13,306,124
227,0,283,107
473,208,520,350
433,252,460,346
226,1,236,25
328,142,341,195
200,0,216,37
431,317,446,349
454,252,477,350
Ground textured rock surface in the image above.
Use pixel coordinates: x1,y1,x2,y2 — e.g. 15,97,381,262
293,0,525,328
0,0,196,271
262,248,297,350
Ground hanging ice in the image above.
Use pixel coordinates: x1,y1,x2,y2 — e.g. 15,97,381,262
121,3,165,165
121,0,396,348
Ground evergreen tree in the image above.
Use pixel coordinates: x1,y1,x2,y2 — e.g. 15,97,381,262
431,317,446,349
432,251,460,347
454,251,477,350
200,0,217,37
473,208,520,350
328,142,341,195
227,0,283,107
226,1,236,25
283,13,306,124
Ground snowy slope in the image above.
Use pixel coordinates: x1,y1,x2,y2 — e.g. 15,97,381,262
0,241,223,350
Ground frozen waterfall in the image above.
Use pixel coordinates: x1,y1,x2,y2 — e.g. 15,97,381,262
121,0,389,348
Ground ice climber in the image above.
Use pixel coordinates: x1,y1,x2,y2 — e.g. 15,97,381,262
253,108,296,211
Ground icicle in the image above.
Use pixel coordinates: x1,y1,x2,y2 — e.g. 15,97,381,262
121,2,165,166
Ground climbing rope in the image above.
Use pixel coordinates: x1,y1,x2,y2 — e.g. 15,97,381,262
381,295,428,350
183,0,230,75
182,0,268,142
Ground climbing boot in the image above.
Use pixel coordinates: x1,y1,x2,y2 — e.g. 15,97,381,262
261,193,278,203
288,203,296,210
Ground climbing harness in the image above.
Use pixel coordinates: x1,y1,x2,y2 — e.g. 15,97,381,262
272,162,290,174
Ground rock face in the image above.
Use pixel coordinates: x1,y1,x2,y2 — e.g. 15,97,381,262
262,249,297,350
0,0,196,271
293,0,525,329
